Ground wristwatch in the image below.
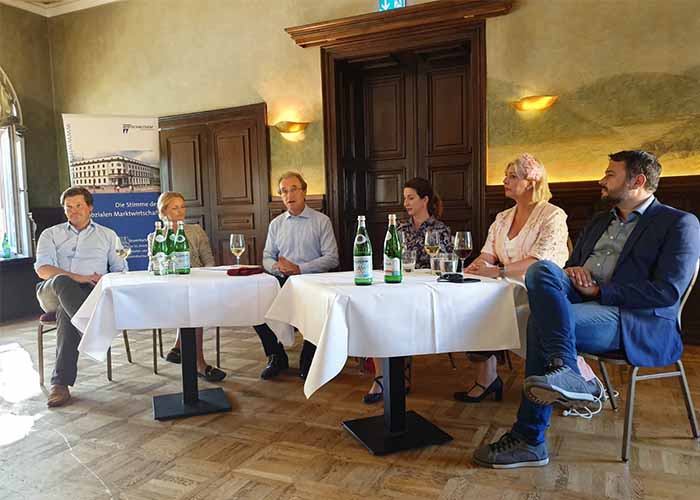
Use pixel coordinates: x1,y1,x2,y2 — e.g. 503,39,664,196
497,263,506,280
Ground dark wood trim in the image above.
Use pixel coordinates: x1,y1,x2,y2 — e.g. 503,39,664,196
285,0,512,48
317,22,489,266
159,103,269,131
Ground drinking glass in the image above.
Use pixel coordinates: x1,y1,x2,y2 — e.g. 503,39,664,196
453,231,473,272
402,249,416,272
424,230,441,259
430,256,442,276
116,236,132,273
439,253,458,274
230,233,245,267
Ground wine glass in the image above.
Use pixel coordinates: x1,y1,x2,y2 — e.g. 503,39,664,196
116,236,132,273
424,230,441,259
230,233,245,268
454,231,473,273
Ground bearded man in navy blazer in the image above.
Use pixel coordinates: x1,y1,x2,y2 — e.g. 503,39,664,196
474,150,700,469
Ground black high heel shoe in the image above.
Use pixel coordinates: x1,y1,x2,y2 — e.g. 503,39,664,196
454,376,503,403
363,376,384,404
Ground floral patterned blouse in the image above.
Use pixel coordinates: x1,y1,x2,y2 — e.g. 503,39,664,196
481,201,568,267
398,216,453,269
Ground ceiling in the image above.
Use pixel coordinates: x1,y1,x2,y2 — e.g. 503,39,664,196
0,0,121,17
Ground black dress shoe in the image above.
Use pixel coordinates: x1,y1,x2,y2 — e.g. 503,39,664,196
260,352,289,380
363,376,384,404
454,376,503,403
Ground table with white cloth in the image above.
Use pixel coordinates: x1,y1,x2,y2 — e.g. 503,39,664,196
265,270,520,455
73,269,293,420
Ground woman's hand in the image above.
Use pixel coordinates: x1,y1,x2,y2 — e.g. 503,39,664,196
465,259,499,278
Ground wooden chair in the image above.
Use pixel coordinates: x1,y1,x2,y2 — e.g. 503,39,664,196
579,259,700,462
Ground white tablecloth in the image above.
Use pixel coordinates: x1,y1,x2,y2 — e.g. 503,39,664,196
73,269,294,361
265,271,520,398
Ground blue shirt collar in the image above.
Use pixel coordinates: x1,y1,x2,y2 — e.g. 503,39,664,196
65,219,96,233
284,204,311,219
611,195,655,222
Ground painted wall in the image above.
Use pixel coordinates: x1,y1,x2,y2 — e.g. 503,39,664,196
48,0,434,195
486,0,700,184
0,4,59,206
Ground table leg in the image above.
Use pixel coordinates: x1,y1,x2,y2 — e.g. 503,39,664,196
342,356,452,455
152,327,231,420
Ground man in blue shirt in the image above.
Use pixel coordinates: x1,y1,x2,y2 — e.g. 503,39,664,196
255,171,339,380
35,187,126,407
473,150,700,468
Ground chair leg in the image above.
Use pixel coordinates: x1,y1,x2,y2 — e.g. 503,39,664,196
152,329,158,375
122,330,132,363
37,324,45,386
676,360,700,439
216,327,221,368
157,328,163,358
505,351,513,371
621,366,639,462
107,347,113,381
447,353,456,369
599,360,618,411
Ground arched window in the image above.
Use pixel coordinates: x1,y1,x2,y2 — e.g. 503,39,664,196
0,66,30,258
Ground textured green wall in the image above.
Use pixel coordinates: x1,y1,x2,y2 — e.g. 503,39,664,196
48,0,434,194
0,4,59,207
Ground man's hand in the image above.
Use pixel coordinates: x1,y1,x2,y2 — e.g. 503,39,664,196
277,256,301,276
75,272,102,285
574,282,600,298
565,266,595,288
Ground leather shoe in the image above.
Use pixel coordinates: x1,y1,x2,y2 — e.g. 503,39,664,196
47,384,71,408
260,351,289,379
454,376,503,403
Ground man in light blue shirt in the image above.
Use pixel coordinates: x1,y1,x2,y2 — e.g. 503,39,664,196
35,187,126,407
255,171,339,380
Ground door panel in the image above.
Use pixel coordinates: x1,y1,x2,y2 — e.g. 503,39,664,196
160,104,270,266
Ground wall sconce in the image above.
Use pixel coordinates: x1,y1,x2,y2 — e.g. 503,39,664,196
273,121,309,133
511,95,558,112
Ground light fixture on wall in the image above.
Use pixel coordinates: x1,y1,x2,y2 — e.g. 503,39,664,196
273,121,309,133
511,95,558,112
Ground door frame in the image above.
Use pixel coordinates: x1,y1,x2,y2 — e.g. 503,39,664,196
320,24,487,265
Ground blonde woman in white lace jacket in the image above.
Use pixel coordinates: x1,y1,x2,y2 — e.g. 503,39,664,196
455,153,569,403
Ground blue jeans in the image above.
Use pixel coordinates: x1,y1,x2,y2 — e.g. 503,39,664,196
512,260,621,445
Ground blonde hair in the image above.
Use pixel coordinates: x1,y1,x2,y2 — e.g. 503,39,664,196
507,153,552,203
157,191,186,221
277,171,307,194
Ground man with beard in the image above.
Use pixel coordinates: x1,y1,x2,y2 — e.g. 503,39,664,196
473,150,700,468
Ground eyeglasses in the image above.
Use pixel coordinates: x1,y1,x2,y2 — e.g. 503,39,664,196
279,186,302,197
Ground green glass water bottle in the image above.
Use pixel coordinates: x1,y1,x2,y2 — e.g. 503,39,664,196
383,213,402,283
164,221,175,274
2,233,11,258
353,215,373,286
174,221,191,274
151,221,166,275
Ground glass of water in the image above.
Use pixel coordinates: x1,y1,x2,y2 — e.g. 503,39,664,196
402,249,416,273
116,236,132,273
439,253,458,274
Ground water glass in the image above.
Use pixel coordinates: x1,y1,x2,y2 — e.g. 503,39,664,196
402,249,416,272
439,253,458,274
430,256,442,275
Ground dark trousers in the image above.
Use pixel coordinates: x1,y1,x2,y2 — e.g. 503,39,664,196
36,275,93,386
253,273,316,370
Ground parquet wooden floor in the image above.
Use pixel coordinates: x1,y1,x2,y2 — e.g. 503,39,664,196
1,317,699,500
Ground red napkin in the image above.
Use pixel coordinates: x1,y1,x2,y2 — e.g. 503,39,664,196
227,266,263,276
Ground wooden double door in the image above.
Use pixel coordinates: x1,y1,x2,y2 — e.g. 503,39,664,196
159,104,271,265
335,43,481,268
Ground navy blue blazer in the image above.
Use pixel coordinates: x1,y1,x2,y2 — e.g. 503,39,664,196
567,199,700,367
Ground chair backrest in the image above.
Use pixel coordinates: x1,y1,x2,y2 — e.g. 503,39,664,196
679,258,700,330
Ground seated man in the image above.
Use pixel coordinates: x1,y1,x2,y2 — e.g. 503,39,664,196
473,150,700,468
35,186,126,407
254,171,339,379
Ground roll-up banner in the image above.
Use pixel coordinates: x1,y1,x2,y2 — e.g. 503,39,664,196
62,114,160,271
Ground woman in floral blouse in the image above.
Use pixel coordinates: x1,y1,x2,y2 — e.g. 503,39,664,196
455,153,569,403
363,177,453,404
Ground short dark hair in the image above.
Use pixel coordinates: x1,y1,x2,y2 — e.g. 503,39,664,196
608,150,661,193
60,186,94,206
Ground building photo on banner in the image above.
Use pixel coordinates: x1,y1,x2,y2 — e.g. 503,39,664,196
62,114,160,270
